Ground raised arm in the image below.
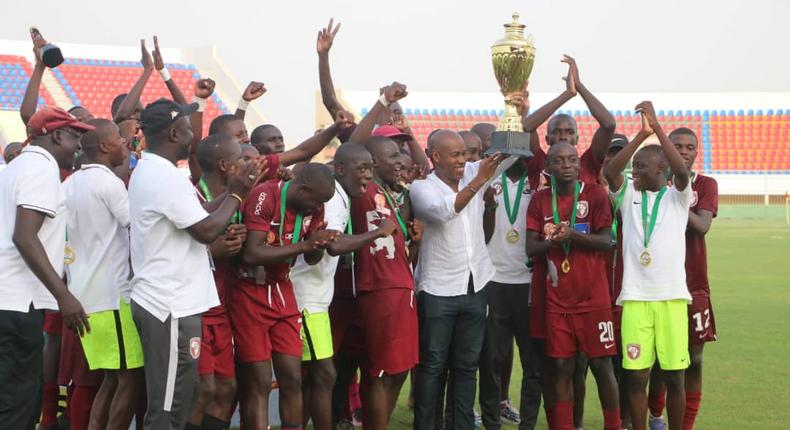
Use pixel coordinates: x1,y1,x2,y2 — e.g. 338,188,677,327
521,61,577,132
639,101,690,190
187,78,216,182
564,55,616,164
21,31,47,125
317,18,345,119
604,111,653,191
114,39,153,123
278,111,353,166
235,81,266,120
349,82,407,143
152,35,186,105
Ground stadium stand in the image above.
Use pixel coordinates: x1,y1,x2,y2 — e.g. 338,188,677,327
0,54,55,110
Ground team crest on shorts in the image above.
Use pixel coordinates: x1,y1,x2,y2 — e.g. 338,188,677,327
189,337,201,359
691,191,698,207
492,183,503,195
627,343,641,360
577,201,589,218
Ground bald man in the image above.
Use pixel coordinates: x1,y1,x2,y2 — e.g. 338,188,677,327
63,119,144,430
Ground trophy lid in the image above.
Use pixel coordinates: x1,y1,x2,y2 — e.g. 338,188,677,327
504,12,526,32
492,12,534,51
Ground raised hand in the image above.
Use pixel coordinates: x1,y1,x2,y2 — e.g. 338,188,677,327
317,18,341,54
29,27,47,65
383,82,408,104
334,110,355,129
58,292,90,337
509,87,530,117
639,110,654,135
140,39,154,72
275,166,295,182
152,35,165,71
562,54,581,87
635,101,659,130
561,56,577,97
242,81,266,102
476,152,509,183
194,78,216,99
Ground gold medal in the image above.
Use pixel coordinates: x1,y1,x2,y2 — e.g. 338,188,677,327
506,228,520,244
64,245,75,265
639,250,652,267
561,258,570,273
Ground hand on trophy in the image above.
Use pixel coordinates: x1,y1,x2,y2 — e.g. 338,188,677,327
317,18,341,55
30,28,47,65
561,56,577,97
509,87,530,117
382,82,408,104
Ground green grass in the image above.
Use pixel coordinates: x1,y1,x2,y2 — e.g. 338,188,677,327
386,217,790,429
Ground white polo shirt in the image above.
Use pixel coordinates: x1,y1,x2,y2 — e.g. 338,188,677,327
64,164,131,314
410,158,515,296
129,151,219,322
487,173,532,285
616,178,693,304
291,181,348,313
0,145,64,312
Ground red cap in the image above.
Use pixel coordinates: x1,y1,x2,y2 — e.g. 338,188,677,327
26,106,95,138
372,125,410,140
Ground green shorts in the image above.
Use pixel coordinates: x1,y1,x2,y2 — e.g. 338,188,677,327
301,310,334,362
80,300,144,371
621,300,690,371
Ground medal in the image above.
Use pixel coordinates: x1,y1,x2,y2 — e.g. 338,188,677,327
506,228,520,243
561,258,570,273
64,245,75,265
501,170,528,245
551,177,581,274
639,250,652,267
640,186,667,267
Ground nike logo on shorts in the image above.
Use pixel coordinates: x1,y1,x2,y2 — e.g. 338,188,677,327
604,343,616,350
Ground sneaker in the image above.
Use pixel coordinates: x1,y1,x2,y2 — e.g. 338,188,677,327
649,414,667,430
499,400,521,424
474,409,482,428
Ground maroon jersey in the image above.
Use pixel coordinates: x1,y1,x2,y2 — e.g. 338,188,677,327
350,181,414,292
242,180,325,285
530,147,603,191
196,186,233,323
333,255,355,299
526,182,613,313
685,174,718,296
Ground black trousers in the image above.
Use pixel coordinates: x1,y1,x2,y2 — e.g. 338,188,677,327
0,306,45,430
478,282,543,430
414,284,488,430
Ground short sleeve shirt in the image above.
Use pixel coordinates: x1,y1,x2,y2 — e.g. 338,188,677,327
685,174,718,297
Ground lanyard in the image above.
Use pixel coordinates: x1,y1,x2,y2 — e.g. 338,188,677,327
279,181,304,252
372,179,408,239
550,176,581,259
199,178,241,224
610,180,628,245
501,169,528,227
641,186,667,249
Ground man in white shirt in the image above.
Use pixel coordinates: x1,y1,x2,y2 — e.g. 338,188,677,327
290,143,396,430
604,102,692,430
129,98,264,430
410,129,511,430
0,107,92,429
64,118,144,429
479,156,543,430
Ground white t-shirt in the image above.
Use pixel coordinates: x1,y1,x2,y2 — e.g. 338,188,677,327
616,178,693,304
487,173,532,285
64,164,131,314
129,152,219,322
291,181,348,313
0,145,64,311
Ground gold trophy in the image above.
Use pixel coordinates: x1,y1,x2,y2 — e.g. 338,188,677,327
487,12,536,157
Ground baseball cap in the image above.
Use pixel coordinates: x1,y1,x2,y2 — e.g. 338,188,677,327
372,125,410,141
26,106,95,138
140,98,198,134
609,133,628,150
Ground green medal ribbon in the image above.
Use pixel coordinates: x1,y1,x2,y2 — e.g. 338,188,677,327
501,170,528,227
372,179,408,239
610,180,628,245
279,181,304,253
640,186,667,249
199,178,241,224
550,176,581,262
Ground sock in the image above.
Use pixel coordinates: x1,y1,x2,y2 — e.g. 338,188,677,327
648,388,667,418
683,391,702,430
202,413,231,430
552,402,573,430
544,403,555,429
184,424,202,430
68,385,99,430
40,382,59,427
603,408,623,430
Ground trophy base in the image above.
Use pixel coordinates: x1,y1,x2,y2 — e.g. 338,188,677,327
41,45,64,69
485,130,534,158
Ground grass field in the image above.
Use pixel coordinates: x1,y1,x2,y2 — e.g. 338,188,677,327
385,215,790,429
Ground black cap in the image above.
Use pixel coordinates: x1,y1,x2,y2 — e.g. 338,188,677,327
609,133,628,150
140,98,199,134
